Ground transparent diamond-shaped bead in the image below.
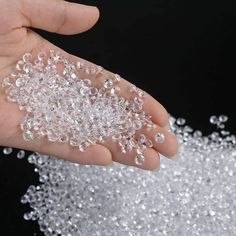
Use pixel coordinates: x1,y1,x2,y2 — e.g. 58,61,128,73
114,74,121,82
110,87,120,95
16,77,27,87
155,132,165,143
38,52,47,61
134,153,145,166
17,150,25,159
145,138,153,148
133,120,142,130
76,61,84,69
23,53,32,63
23,131,34,141
104,79,113,89
79,142,90,152
2,77,12,88
139,134,147,144
3,147,13,155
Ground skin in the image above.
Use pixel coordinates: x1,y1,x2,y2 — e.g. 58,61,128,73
0,0,179,171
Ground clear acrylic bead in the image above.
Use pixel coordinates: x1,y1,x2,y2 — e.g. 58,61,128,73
155,132,165,143
134,153,145,166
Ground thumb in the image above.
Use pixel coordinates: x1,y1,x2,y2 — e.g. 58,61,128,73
19,0,100,35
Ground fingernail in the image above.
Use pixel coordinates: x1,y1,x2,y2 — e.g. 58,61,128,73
153,165,161,172
105,162,113,168
170,152,179,161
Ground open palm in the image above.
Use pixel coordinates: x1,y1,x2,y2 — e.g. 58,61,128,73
0,0,178,171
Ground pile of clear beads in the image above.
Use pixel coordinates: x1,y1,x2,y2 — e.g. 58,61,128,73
18,116,236,236
2,50,157,165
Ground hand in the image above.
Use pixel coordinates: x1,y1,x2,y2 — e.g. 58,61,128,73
0,0,178,170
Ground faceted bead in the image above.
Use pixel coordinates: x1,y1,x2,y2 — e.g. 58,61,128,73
133,120,142,130
219,115,228,123
139,134,147,144
96,66,104,74
138,90,146,98
23,63,32,73
50,51,61,62
7,89,18,102
17,150,26,159
176,118,186,126
130,84,137,92
145,138,153,148
122,143,132,153
104,79,113,89
110,87,120,95
23,131,34,141
210,116,218,124
80,87,90,96
83,79,91,86
98,134,106,143
76,61,84,69
89,87,98,96
23,212,32,221
69,138,80,147
79,142,90,152
70,73,77,80
134,153,145,166
16,77,27,87
48,133,58,142
112,134,122,141
38,52,47,61
90,67,97,74
155,132,165,143
2,77,12,88
134,97,144,106
23,53,32,63
85,68,91,74
58,135,69,143
16,60,24,71
130,138,138,147
114,74,121,82
3,147,13,155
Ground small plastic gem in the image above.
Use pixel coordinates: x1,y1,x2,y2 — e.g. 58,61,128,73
23,53,32,63
114,74,121,82
134,153,145,165
76,61,84,69
17,150,26,159
37,52,46,61
139,134,147,144
145,138,153,147
176,118,186,126
23,63,31,73
3,147,13,155
70,73,77,79
104,78,113,88
210,116,218,124
2,77,11,88
219,115,228,123
97,66,104,73
16,60,24,71
110,87,120,95
155,132,165,143
15,77,27,87
133,120,142,130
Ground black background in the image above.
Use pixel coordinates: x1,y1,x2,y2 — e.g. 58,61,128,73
0,0,236,235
